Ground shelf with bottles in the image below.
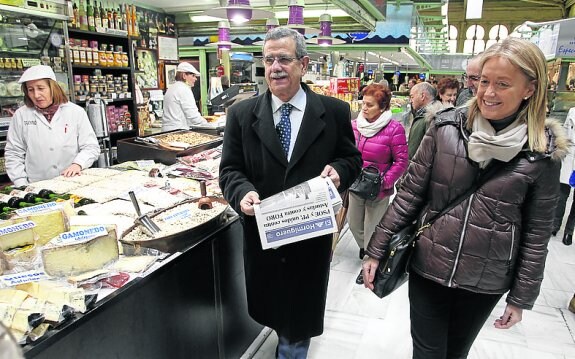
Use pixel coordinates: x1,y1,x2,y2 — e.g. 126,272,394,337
72,70,132,104
69,0,139,38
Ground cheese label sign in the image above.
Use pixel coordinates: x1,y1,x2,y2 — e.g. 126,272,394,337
0,221,36,236
161,208,191,223
53,226,108,245
0,270,48,288
16,201,61,216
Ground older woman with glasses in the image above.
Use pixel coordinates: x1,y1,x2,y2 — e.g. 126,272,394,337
162,62,207,132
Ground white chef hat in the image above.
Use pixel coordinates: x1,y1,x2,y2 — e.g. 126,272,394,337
177,62,200,75
18,65,57,84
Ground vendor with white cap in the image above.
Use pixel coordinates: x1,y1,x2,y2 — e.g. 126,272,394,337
161,62,208,132
5,65,100,187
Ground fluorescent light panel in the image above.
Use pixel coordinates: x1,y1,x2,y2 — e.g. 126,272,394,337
466,0,483,20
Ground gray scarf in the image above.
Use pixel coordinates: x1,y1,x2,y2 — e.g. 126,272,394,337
468,114,527,168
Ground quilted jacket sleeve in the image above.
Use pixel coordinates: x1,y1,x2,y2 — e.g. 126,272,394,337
382,122,408,190
506,157,559,309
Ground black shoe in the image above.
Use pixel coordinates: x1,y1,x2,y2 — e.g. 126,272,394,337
563,233,573,246
359,248,365,260
355,270,364,285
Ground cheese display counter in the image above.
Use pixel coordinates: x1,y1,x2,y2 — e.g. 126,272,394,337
22,218,262,359
0,151,262,357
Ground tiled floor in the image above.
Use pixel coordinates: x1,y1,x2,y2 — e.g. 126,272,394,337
247,223,575,359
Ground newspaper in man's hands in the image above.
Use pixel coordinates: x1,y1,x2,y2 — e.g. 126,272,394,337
254,176,341,250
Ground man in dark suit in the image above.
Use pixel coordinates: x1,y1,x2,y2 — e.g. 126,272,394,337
219,27,361,359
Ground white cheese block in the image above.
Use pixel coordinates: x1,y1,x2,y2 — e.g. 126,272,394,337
41,229,119,277
0,220,36,251
110,256,157,273
17,281,87,313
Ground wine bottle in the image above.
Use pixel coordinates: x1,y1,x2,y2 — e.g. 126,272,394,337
0,194,26,208
125,3,131,36
107,2,114,30
94,1,102,29
87,0,95,31
9,189,45,204
79,0,89,31
100,2,108,29
72,1,79,29
131,4,139,37
113,6,119,30
76,197,96,206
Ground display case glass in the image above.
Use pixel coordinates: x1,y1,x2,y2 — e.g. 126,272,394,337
0,5,69,177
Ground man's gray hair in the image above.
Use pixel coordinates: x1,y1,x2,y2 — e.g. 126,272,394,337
415,82,436,99
263,27,308,59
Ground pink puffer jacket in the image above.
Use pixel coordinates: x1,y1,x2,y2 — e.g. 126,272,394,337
352,119,409,199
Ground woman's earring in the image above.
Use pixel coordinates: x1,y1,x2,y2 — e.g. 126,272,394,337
524,96,529,100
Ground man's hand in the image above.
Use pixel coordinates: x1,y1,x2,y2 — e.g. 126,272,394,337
61,163,82,177
320,165,340,188
240,191,260,216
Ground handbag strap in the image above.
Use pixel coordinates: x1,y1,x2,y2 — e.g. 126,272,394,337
418,160,507,233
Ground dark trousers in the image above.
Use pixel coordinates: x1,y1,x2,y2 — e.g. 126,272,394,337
554,184,575,235
408,272,503,359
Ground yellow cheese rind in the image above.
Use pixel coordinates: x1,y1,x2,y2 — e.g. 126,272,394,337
41,229,119,277
28,209,69,246
0,221,36,251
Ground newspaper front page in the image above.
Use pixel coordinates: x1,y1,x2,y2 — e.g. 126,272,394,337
254,177,341,250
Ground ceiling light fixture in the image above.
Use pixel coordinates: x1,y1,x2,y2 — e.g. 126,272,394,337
306,13,346,47
201,0,274,24
206,20,242,53
286,0,320,35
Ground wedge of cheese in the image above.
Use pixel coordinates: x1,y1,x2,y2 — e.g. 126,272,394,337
41,229,119,277
17,281,87,313
0,289,29,307
0,220,36,251
28,209,69,246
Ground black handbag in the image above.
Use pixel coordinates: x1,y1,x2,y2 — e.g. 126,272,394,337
349,165,382,200
371,160,506,298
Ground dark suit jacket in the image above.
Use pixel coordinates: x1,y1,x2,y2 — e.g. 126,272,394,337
219,83,361,341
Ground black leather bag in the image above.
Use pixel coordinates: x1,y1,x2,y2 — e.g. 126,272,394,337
349,165,381,200
372,222,418,298
370,160,507,299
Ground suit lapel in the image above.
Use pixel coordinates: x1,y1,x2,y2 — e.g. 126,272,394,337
251,93,288,166
288,89,326,171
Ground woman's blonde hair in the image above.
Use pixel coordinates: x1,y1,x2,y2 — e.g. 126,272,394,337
21,79,68,108
467,37,548,153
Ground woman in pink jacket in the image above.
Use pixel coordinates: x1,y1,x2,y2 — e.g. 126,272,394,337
348,84,409,284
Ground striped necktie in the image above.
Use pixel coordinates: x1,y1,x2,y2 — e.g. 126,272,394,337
276,103,293,157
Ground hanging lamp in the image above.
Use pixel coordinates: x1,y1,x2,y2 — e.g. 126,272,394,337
202,0,275,24
285,0,319,35
306,13,345,46
206,20,242,54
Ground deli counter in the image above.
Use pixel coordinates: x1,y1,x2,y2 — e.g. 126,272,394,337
0,130,263,358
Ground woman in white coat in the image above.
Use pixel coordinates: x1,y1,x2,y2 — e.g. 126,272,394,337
161,62,207,132
5,65,100,187
552,107,575,245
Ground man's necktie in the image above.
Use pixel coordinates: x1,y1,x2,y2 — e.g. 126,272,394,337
276,103,293,157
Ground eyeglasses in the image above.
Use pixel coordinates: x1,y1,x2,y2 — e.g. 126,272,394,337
261,56,301,66
464,73,480,82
